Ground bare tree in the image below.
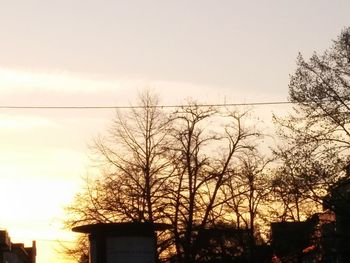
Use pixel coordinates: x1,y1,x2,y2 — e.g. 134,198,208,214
228,153,271,239
65,96,264,262
270,148,322,222
165,105,262,262
219,151,272,263
283,27,350,155
274,27,350,208
65,90,173,260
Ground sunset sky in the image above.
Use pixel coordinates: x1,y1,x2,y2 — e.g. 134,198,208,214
0,1,349,262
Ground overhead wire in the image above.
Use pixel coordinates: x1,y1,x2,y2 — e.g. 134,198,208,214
0,101,293,110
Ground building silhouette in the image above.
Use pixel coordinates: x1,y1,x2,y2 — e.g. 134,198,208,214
0,230,36,263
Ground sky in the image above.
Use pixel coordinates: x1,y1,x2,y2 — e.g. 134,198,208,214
0,1,349,262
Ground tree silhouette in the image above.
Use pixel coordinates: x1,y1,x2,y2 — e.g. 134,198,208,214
165,106,262,262
65,94,265,262
274,27,350,207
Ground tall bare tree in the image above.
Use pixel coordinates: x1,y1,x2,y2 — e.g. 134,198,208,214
165,105,262,262
270,147,322,222
65,96,265,262
274,27,350,207
225,153,271,240
65,90,173,260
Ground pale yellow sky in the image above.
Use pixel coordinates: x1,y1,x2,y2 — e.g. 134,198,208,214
0,1,349,262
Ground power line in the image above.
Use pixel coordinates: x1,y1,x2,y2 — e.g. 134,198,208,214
0,101,293,110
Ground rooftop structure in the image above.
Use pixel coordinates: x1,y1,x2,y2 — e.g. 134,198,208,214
73,222,170,263
0,230,36,263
